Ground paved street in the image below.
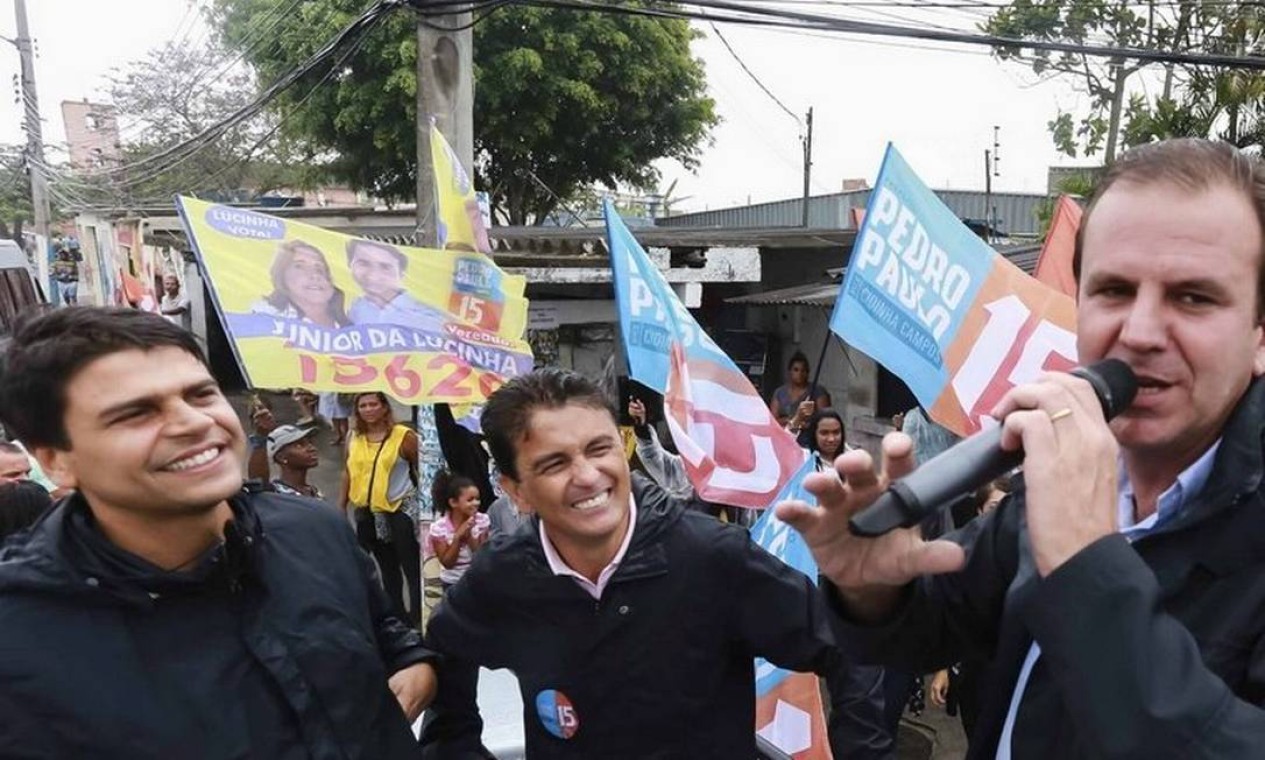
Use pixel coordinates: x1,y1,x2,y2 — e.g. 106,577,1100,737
900,702,969,760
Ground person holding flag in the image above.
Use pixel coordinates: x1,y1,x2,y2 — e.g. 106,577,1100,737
771,351,832,430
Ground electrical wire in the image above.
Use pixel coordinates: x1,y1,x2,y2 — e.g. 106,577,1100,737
44,0,1265,213
184,0,308,93
180,19,383,196
708,22,803,127
523,0,1265,70
410,0,514,30
72,0,404,181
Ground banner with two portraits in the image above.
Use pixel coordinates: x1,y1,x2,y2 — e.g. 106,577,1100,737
176,196,533,404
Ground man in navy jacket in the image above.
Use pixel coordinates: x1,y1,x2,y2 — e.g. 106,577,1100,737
0,307,438,758
779,138,1265,757
421,368,840,758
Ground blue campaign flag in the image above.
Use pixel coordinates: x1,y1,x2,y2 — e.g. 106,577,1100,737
751,455,820,697
605,200,731,393
829,145,995,409
750,456,820,580
607,200,808,509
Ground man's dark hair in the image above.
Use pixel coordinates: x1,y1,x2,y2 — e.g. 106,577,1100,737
346,238,408,273
482,368,616,481
1072,138,1265,318
788,351,809,371
0,307,208,450
0,480,52,541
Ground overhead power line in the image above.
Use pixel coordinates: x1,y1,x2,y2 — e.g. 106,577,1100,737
708,22,802,127
75,0,404,182
55,0,1265,207
522,0,1265,70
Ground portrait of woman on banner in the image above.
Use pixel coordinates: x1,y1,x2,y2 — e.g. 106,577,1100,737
251,239,350,328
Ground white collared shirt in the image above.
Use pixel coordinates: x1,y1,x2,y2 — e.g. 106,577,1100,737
539,497,637,600
995,440,1221,758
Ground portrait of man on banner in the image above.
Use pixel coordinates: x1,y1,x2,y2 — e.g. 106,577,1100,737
342,238,447,333
177,197,532,406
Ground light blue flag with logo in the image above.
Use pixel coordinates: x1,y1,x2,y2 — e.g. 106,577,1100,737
829,144,993,406
750,455,820,697
605,200,807,509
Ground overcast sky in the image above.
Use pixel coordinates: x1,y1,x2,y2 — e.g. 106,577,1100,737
1,0,1111,214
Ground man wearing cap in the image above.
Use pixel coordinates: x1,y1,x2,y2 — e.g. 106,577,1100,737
266,424,323,500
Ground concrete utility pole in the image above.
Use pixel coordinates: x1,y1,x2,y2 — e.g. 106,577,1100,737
415,4,474,247
983,149,991,245
800,107,813,228
983,126,1000,243
14,0,50,242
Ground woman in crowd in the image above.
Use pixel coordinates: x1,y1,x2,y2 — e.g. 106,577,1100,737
771,351,832,429
338,392,422,624
253,240,349,328
426,470,490,592
803,408,847,467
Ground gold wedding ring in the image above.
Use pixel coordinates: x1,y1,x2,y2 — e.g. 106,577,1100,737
1048,407,1073,423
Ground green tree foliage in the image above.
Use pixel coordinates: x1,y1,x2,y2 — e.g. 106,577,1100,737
473,6,717,224
101,41,321,204
1122,5,1265,152
0,147,34,243
213,0,718,223
1034,171,1096,236
986,1,1265,161
983,0,1187,162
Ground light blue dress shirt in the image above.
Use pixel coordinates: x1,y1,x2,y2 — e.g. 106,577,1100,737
348,291,446,333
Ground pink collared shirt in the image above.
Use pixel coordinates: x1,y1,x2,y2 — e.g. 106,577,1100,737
539,497,637,600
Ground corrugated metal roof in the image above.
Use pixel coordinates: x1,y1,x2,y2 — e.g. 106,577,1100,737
726,243,1046,307
660,189,1050,236
726,282,840,307
136,208,857,254
999,243,1044,274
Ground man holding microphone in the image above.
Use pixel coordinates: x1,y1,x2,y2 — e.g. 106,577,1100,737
779,138,1265,757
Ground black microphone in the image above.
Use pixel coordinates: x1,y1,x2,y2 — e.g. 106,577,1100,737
848,359,1138,537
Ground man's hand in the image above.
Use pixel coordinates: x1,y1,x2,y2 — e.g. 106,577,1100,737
774,434,966,622
992,372,1118,577
628,398,647,427
388,662,438,721
929,669,950,707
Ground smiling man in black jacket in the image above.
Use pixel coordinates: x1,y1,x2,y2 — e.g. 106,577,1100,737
420,368,840,758
0,307,438,758
779,138,1265,758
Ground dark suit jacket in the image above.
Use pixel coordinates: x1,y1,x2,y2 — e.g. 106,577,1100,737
829,377,1265,758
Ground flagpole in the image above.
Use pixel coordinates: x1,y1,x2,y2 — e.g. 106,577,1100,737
805,327,832,407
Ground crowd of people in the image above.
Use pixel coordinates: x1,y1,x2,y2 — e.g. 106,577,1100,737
1,137,1264,759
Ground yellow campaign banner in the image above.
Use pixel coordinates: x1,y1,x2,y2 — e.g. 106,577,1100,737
176,196,532,404
431,123,492,254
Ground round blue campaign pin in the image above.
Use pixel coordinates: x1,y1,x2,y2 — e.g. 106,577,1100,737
535,689,579,739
